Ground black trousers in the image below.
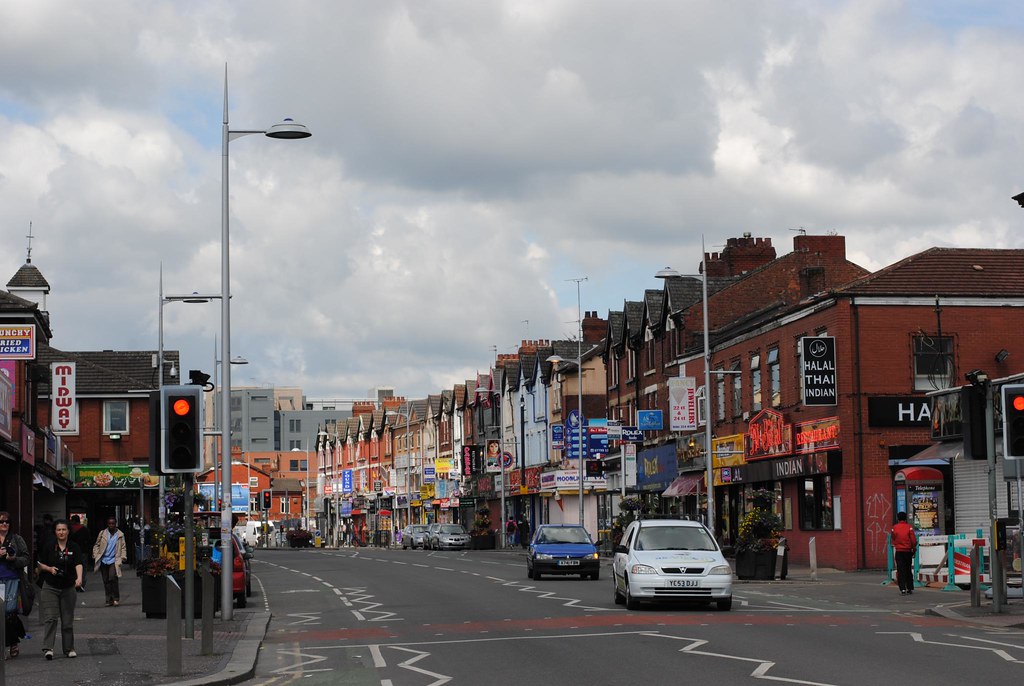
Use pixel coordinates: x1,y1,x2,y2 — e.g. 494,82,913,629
895,550,914,592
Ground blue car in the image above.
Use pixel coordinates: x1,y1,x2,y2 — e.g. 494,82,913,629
527,524,601,581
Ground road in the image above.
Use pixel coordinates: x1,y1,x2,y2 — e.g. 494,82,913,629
244,547,1024,685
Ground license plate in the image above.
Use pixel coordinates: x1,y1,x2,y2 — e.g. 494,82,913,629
557,560,580,566
668,579,699,587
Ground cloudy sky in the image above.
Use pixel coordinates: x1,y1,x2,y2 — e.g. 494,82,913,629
2,1,1023,401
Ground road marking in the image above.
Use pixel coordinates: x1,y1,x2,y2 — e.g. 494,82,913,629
285,612,322,626
652,634,838,685
271,648,332,674
879,631,1024,662
390,645,453,685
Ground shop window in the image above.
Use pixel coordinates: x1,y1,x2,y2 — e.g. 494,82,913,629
799,475,834,530
750,353,762,412
767,347,781,407
913,335,954,391
731,360,742,417
103,400,128,434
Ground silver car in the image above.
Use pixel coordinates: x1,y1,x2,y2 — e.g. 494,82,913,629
402,524,430,549
429,523,470,550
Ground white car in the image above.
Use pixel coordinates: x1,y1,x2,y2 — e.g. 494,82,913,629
612,519,733,611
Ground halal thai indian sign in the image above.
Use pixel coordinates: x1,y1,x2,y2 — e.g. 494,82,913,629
801,336,837,406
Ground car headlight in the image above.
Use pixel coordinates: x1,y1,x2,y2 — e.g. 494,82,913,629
535,553,554,560
629,563,658,575
708,565,733,575
585,553,599,560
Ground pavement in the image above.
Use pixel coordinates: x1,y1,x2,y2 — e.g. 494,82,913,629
4,546,1024,685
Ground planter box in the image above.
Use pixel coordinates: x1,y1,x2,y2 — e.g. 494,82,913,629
735,550,778,580
141,572,220,619
470,533,496,550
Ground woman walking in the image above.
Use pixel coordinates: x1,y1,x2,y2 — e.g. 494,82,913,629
0,511,29,658
36,518,84,659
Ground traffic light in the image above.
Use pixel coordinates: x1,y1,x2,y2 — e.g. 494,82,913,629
1002,384,1024,459
585,459,603,477
160,385,203,473
261,489,272,510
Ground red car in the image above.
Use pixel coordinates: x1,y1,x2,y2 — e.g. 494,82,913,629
209,529,252,608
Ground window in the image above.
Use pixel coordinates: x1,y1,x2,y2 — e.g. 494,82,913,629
103,400,128,434
914,335,954,391
290,459,307,471
289,419,301,433
645,329,656,372
715,368,726,422
799,475,834,531
767,347,780,407
280,497,289,514
288,439,302,451
627,349,637,380
750,353,762,412
731,360,742,417
609,353,620,388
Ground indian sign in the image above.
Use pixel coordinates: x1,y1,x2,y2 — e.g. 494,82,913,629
801,336,837,406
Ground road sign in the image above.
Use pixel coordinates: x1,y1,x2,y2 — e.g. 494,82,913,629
638,410,663,431
621,427,643,442
502,451,514,469
566,409,588,459
607,420,622,440
551,423,565,450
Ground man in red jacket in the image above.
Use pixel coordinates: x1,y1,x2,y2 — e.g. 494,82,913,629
891,511,917,595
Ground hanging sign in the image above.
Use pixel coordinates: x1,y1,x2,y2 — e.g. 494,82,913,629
801,336,837,406
669,377,698,431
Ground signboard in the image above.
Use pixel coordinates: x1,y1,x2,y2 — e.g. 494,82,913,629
0,365,12,441
621,427,643,443
566,410,587,460
461,445,475,477
868,396,931,427
746,408,793,461
51,362,78,434
551,424,564,450
711,433,745,468
0,325,35,359
637,410,663,431
606,420,622,440
342,469,353,493
435,458,452,478
424,465,435,483
801,336,837,406
74,463,162,489
623,443,637,488
588,418,608,457
669,377,698,431
373,479,383,493
794,417,841,455
485,439,501,473
502,451,514,469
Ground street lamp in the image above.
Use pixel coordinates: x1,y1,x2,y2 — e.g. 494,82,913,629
656,235,715,533
211,341,247,517
220,67,311,618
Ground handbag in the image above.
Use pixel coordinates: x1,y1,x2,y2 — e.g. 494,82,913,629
19,571,36,615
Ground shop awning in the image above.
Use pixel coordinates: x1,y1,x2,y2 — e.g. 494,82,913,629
378,509,393,517
662,473,704,498
893,441,961,466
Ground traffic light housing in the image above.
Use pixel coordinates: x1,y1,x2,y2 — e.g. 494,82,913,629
261,489,272,510
160,385,203,473
585,459,603,477
1003,384,1024,460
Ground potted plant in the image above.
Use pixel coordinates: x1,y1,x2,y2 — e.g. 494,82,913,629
470,507,495,549
286,529,313,548
734,488,784,580
140,554,178,618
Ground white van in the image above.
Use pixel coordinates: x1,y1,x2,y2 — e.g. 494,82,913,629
235,520,275,547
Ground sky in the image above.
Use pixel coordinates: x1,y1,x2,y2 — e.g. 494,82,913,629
2,0,1024,401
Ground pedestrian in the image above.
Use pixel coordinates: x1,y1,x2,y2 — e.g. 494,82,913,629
33,513,54,566
891,511,917,595
36,518,84,659
69,515,92,592
360,522,368,547
519,517,531,549
341,521,348,546
92,516,127,607
505,516,517,547
0,511,29,659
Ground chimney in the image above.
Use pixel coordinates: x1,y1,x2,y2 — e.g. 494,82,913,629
582,311,606,342
793,233,846,259
704,234,776,277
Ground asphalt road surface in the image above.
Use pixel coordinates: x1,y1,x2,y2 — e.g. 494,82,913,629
244,547,1024,685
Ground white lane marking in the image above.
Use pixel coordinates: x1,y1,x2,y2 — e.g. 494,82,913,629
957,635,1024,649
391,645,452,686
285,612,321,626
369,644,387,668
301,629,655,650
879,632,1024,662
652,634,838,685
271,649,332,674
280,589,320,594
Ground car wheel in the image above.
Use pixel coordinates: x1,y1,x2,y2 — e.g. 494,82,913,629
591,571,600,581
246,579,252,597
613,579,625,605
235,592,247,609
716,597,733,611
528,565,535,580
534,571,542,581
625,579,641,611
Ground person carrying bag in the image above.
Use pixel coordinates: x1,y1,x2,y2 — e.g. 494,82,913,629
0,510,29,659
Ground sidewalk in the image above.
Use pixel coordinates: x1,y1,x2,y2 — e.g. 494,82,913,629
2,571,269,686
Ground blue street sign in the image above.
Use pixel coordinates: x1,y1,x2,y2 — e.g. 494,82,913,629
566,409,588,459
638,410,664,431
342,469,353,493
551,423,564,450
588,418,608,457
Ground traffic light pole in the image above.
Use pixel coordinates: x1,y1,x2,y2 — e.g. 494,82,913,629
184,472,195,636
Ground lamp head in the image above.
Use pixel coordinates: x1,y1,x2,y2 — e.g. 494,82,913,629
965,369,989,388
183,291,210,304
655,267,681,279
229,356,249,365
265,118,312,139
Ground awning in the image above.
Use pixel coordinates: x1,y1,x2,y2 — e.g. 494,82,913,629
662,473,704,498
378,509,393,517
890,441,961,466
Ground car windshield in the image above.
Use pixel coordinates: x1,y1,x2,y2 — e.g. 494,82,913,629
440,525,466,534
635,526,716,551
410,525,428,533
536,527,592,544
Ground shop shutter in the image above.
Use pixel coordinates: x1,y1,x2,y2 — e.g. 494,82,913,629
954,458,1010,534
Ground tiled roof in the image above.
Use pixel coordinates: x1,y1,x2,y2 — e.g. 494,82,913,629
606,310,624,353
643,289,665,329
503,360,521,392
520,350,537,390
7,262,50,290
837,247,1024,297
624,300,645,345
37,343,180,395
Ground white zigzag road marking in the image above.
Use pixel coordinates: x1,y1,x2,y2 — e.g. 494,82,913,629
652,634,838,685
503,580,613,612
271,649,332,674
390,645,453,686
879,632,1024,662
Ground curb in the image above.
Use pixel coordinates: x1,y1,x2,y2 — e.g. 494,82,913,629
925,604,1024,629
164,610,272,686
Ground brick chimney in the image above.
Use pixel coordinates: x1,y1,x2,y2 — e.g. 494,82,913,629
582,311,606,342
352,401,375,418
793,233,846,259
381,396,406,414
704,234,776,277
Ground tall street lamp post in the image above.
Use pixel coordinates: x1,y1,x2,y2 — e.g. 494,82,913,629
220,67,311,618
211,341,247,515
656,236,718,533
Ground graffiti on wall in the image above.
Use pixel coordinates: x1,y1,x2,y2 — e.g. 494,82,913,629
863,491,892,558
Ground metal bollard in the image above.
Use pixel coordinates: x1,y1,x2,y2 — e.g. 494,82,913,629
809,537,817,582
971,543,982,607
201,561,214,655
166,576,182,676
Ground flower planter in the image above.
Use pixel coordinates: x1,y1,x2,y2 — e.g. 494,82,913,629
735,550,779,580
470,533,496,550
141,572,220,618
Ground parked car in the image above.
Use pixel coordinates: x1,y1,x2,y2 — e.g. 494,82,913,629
611,519,732,611
402,524,430,549
527,524,600,580
209,529,253,608
235,533,254,597
428,523,470,550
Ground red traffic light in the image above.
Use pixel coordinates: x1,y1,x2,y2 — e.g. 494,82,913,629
1014,395,1024,412
172,398,192,416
